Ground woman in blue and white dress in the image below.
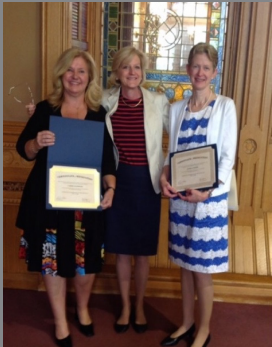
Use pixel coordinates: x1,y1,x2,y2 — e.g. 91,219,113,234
160,43,237,347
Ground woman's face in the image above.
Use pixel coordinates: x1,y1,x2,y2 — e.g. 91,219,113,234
62,56,89,97
186,53,217,92
116,54,142,90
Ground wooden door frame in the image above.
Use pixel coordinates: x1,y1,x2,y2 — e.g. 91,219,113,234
41,2,104,98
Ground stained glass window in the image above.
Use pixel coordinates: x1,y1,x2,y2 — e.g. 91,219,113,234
102,2,228,102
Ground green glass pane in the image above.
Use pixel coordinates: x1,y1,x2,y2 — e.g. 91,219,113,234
211,12,221,26
109,33,118,47
109,4,118,19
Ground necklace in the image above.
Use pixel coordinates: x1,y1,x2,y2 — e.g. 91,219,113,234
122,96,142,108
62,102,86,119
189,89,212,113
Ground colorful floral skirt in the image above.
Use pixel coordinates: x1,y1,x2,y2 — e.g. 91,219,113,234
19,211,104,276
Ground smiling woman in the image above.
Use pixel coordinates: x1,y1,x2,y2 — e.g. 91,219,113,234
116,55,143,95
160,42,238,347
186,45,218,113
101,46,170,334
60,57,90,119
62,57,89,98
15,47,116,347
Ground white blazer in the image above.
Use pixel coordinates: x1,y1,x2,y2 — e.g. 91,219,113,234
102,87,170,194
165,95,237,196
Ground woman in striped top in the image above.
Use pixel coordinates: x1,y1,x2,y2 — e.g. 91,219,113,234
160,43,237,347
102,46,170,334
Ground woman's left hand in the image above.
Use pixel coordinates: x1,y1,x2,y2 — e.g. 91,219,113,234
100,189,114,209
178,189,210,203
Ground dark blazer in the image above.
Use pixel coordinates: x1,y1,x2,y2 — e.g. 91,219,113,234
16,100,116,277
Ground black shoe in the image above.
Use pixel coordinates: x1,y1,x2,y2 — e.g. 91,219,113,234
75,308,94,337
160,324,196,346
114,322,129,333
202,334,211,347
130,307,148,333
55,335,72,347
78,322,94,337
132,322,148,334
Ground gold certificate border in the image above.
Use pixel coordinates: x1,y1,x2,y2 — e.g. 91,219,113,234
49,165,101,209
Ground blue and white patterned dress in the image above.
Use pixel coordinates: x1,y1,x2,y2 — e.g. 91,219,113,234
169,100,229,274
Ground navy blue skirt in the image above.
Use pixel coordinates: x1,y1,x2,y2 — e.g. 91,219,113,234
105,163,161,256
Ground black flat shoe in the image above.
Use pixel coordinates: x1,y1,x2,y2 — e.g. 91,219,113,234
130,307,148,333
133,322,148,333
160,324,196,346
75,308,94,337
202,334,211,347
114,322,129,333
55,335,72,347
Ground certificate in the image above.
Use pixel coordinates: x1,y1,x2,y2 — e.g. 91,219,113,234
46,116,104,210
170,144,218,192
49,166,101,209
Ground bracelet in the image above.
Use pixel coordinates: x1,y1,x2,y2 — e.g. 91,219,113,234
30,139,39,154
105,186,115,192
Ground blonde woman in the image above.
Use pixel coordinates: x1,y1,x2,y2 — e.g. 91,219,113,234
102,46,170,334
16,47,116,347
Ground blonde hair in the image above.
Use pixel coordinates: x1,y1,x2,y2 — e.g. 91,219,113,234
108,46,147,87
48,47,102,111
188,42,218,70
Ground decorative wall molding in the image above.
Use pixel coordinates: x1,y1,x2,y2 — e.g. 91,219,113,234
3,181,24,192
3,148,33,168
3,198,21,206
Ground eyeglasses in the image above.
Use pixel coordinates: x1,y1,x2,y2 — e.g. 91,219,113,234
8,82,35,105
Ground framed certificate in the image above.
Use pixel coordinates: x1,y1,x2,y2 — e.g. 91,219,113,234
170,144,218,192
49,166,101,209
46,116,104,210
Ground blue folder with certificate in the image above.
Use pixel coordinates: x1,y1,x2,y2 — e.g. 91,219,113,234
170,144,218,192
46,116,104,210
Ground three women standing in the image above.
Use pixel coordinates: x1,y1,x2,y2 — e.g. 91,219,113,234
21,42,237,347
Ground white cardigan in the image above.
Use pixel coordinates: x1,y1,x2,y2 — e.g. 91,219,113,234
164,95,237,196
102,87,170,194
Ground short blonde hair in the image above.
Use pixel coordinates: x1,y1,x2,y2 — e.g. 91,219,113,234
108,46,147,87
48,47,102,111
188,42,218,70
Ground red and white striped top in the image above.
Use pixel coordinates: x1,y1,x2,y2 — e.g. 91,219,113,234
111,96,148,166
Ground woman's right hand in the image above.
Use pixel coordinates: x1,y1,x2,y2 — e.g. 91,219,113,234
25,103,36,117
160,165,179,198
35,130,55,149
26,130,55,159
